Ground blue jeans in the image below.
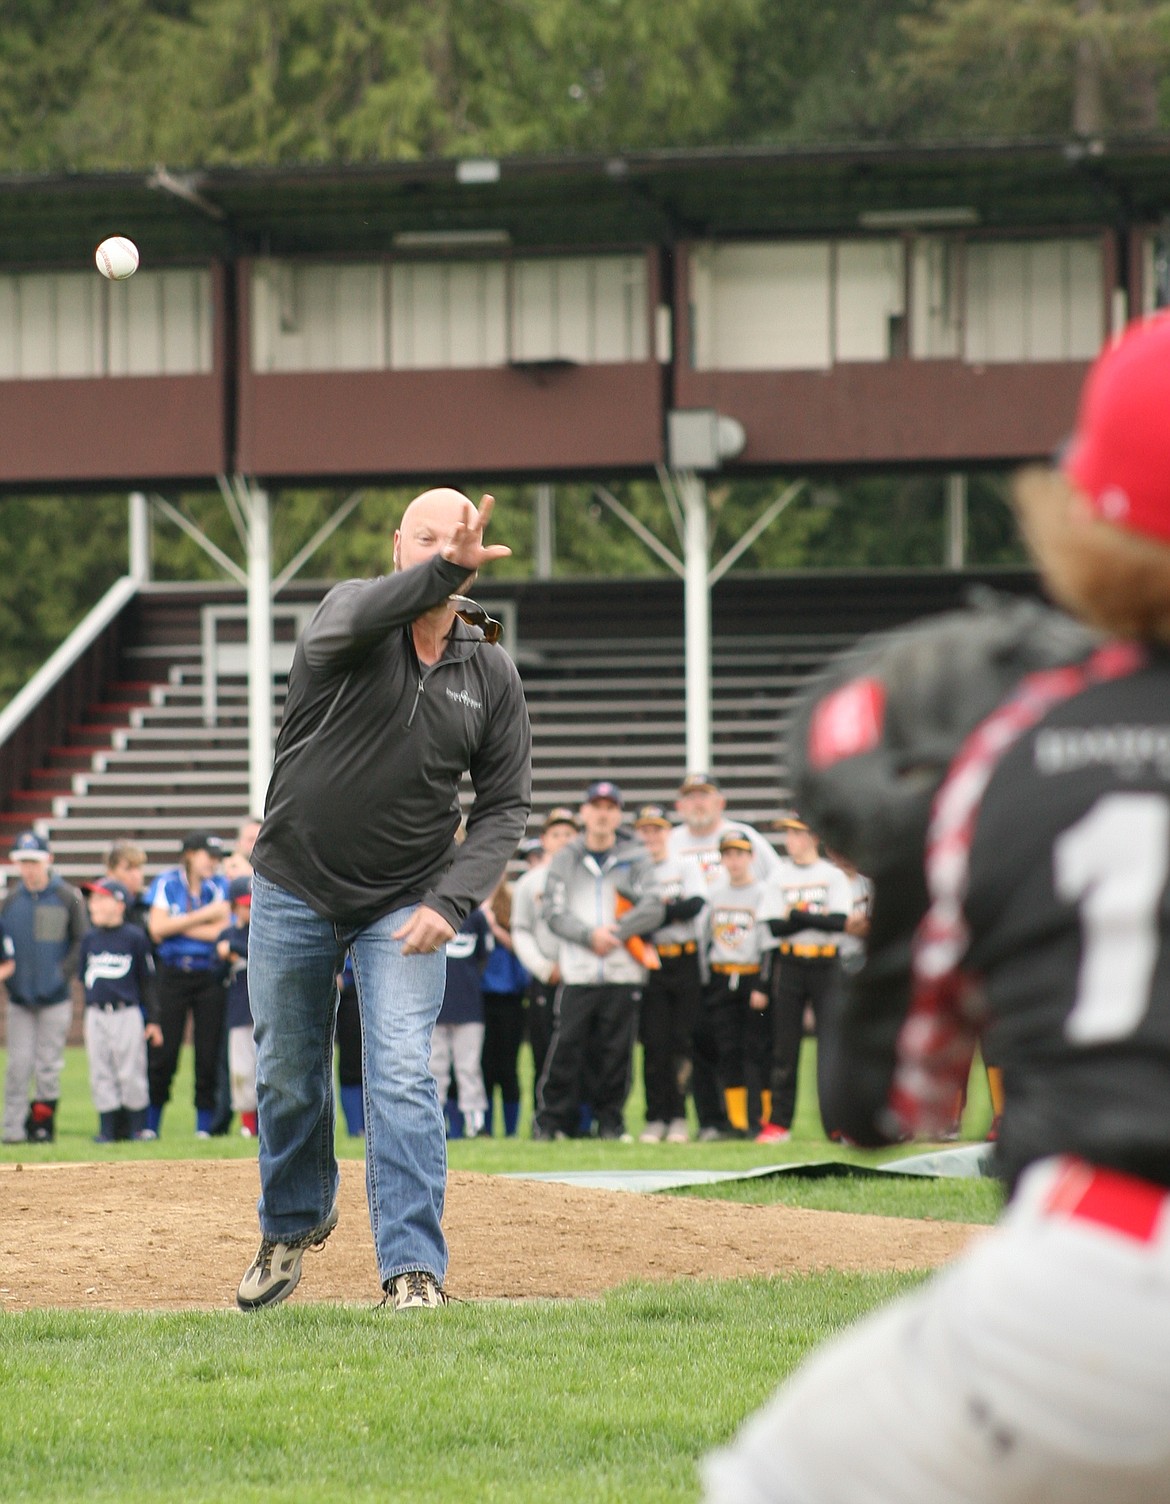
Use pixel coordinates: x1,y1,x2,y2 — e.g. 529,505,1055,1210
248,873,449,1285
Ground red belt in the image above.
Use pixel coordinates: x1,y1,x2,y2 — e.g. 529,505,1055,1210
1044,1158,1168,1244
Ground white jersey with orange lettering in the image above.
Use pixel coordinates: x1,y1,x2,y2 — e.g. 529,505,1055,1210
668,819,782,892
703,878,774,974
760,856,853,954
648,852,707,948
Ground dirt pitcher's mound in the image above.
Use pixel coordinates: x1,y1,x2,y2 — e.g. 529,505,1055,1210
0,1160,981,1312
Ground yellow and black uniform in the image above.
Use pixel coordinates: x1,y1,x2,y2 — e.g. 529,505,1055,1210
669,818,782,1133
640,846,706,1133
697,875,774,1136
760,856,852,1133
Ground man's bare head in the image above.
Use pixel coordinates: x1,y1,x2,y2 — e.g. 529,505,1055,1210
394,488,476,574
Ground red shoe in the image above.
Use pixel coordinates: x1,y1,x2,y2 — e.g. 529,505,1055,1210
755,1123,791,1144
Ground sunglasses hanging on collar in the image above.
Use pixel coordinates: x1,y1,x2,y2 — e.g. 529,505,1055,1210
449,595,503,645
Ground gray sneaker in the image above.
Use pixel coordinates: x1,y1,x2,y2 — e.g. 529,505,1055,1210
385,1269,448,1312
236,1205,339,1310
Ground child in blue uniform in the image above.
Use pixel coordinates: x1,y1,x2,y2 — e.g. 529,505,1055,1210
79,877,159,1142
430,907,492,1138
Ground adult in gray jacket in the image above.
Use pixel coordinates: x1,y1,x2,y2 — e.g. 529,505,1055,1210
535,781,664,1141
2,832,86,1144
238,490,531,1313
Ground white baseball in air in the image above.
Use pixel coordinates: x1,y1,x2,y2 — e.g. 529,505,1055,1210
95,236,140,280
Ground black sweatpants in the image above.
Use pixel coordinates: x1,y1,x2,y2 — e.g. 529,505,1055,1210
692,974,753,1131
148,965,227,1112
335,979,363,1088
639,952,702,1125
526,981,556,1104
765,954,842,1130
536,983,639,1138
482,992,525,1105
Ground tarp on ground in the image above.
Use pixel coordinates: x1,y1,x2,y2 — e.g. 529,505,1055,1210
501,1142,994,1194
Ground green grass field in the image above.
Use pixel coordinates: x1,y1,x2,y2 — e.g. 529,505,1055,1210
1,1044,1001,1501
2,1276,923,1504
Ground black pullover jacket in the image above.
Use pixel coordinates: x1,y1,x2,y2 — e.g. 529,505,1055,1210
252,553,532,929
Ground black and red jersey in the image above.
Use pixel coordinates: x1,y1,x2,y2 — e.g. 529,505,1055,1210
893,642,1170,1191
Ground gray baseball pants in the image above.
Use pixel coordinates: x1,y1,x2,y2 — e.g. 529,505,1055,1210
84,1006,149,1113
3,998,73,1141
429,1022,487,1118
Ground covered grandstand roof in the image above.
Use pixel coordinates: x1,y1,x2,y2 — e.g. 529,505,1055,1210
2,135,1170,264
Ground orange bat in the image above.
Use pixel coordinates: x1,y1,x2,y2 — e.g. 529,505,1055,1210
615,893,661,971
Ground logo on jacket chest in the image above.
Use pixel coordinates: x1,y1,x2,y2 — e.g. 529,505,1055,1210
784,883,829,914
446,687,483,712
712,907,756,949
85,951,133,989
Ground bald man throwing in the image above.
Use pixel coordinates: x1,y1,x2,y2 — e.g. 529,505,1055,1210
239,490,531,1312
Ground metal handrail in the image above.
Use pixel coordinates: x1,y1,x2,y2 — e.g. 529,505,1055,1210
0,575,139,745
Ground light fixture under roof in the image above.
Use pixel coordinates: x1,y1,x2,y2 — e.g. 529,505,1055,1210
456,158,501,185
392,229,511,249
858,206,980,229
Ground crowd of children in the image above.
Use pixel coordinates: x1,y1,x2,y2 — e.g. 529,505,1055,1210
0,825,260,1145
0,774,877,1147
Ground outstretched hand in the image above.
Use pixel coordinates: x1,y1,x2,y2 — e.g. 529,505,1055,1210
441,495,512,574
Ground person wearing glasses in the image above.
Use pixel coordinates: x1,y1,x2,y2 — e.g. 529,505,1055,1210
238,489,532,1314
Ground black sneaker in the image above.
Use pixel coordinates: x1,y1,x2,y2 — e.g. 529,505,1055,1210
236,1205,339,1310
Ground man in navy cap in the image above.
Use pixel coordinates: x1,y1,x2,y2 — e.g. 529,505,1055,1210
2,832,86,1144
534,780,664,1140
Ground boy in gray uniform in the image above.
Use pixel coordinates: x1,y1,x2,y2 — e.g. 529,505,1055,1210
695,833,775,1138
668,772,783,1137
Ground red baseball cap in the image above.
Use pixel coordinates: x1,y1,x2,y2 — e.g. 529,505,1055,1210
1063,313,1170,544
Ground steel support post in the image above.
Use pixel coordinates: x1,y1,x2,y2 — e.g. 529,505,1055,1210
128,492,152,582
946,472,968,570
680,471,712,773
245,484,274,816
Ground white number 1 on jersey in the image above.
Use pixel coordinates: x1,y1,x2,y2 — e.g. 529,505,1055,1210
1055,792,1170,1044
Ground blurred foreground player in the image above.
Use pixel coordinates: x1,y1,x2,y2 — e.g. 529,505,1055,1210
705,317,1170,1504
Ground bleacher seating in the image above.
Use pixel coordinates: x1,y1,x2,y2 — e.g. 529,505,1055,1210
6,633,844,881
0,569,1043,882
